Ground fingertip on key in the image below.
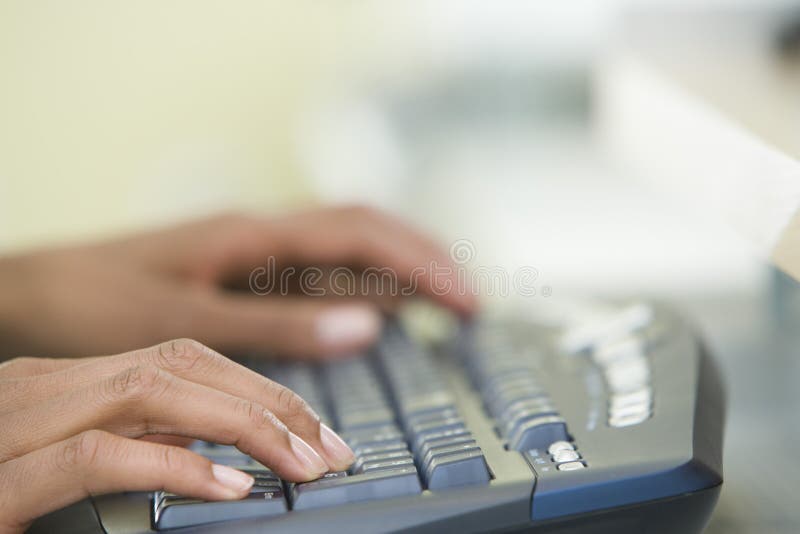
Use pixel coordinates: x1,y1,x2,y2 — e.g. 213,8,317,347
320,423,355,470
211,464,254,499
315,305,382,353
289,432,329,479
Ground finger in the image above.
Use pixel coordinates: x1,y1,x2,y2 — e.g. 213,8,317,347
2,340,355,471
272,266,405,314
135,338,354,469
270,206,478,315
143,337,356,469
142,208,477,315
0,430,254,532
1,365,329,481
140,435,196,448
192,293,382,358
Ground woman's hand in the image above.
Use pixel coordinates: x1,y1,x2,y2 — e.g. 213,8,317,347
0,205,475,359
0,339,354,533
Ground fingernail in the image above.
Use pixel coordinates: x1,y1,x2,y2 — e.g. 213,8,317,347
289,432,329,476
315,306,381,350
320,423,355,468
212,464,254,494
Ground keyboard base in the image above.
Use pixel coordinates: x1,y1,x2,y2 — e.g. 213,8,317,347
524,485,721,534
29,484,719,534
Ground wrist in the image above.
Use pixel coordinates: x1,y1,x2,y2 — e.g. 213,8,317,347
0,254,37,358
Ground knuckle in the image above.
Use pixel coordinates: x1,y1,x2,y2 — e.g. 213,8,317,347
236,399,263,425
235,399,287,434
160,445,189,473
58,430,106,472
274,385,317,422
154,338,209,373
110,365,165,400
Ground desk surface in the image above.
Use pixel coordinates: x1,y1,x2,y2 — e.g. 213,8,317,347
680,295,800,533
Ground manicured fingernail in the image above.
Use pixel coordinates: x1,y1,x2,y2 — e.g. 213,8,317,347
320,423,355,468
315,306,381,350
212,464,254,494
289,432,328,476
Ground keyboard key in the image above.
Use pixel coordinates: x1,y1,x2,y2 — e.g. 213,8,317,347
500,397,556,422
291,467,422,510
405,408,459,427
425,449,491,490
609,387,653,410
608,401,651,419
353,441,409,457
605,357,651,393
593,336,646,367
500,403,559,439
420,442,480,472
557,461,587,471
359,457,416,473
400,391,456,418
408,417,465,438
244,468,281,483
265,364,334,427
487,388,547,419
337,407,396,431
481,371,538,393
200,454,254,467
412,427,471,453
352,450,413,473
508,415,569,451
343,426,405,449
418,436,477,463
559,303,654,354
191,444,258,467
152,470,288,530
547,441,576,455
324,358,396,434
551,449,581,463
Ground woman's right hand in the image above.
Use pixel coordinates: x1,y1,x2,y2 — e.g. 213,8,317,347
0,339,354,533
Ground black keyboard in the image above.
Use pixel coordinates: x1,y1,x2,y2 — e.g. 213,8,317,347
45,301,725,533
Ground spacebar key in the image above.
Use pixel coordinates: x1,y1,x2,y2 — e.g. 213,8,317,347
291,467,422,510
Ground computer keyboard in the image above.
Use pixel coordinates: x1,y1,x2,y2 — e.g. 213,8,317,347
42,301,725,534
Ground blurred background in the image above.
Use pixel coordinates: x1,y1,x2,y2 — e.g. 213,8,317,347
2,0,796,299
2,1,800,531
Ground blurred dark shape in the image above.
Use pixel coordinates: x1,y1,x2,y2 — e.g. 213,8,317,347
775,12,800,57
